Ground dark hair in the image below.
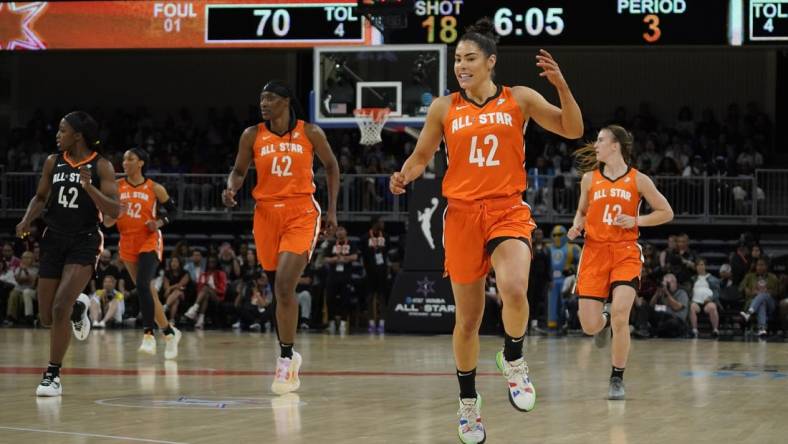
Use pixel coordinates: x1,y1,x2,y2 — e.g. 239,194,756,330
128,147,150,175
573,125,634,174
63,111,100,148
459,17,499,58
261,79,306,129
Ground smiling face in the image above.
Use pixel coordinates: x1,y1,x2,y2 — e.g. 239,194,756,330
260,91,289,121
454,40,495,92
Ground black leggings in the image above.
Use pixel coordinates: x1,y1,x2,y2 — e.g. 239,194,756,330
137,252,160,330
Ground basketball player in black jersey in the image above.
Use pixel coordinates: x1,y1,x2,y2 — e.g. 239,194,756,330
16,111,121,396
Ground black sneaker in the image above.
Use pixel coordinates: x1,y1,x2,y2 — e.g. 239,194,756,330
608,376,625,400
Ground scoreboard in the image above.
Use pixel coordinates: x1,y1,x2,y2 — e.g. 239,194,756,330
383,0,732,45
747,0,788,42
0,0,368,50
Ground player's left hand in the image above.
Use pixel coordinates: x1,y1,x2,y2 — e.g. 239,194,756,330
144,219,158,232
536,49,568,90
613,214,637,229
323,210,338,236
79,166,92,188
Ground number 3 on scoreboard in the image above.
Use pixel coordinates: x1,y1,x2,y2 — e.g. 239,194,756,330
642,14,661,43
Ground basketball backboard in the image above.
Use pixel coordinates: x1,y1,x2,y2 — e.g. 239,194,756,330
312,44,446,128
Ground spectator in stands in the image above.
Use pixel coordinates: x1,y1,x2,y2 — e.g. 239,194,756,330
217,242,242,285
717,263,742,309
659,235,678,270
647,273,689,338
675,106,696,136
185,256,227,329
92,249,121,294
89,275,125,328
656,156,681,176
729,240,752,286
184,249,206,283
1,243,20,270
527,228,551,332
739,258,781,338
750,244,768,271
5,251,38,325
162,256,190,323
295,265,314,330
675,233,699,277
362,217,389,334
682,155,707,177
323,226,359,334
232,274,273,331
641,243,660,274
0,259,15,324
632,264,661,338
689,258,720,338
736,140,763,171
172,241,190,262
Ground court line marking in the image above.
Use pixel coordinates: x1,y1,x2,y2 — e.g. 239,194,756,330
0,426,187,444
0,366,500,377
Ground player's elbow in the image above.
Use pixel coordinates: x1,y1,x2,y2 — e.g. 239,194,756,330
565,123,584,139
663,206,674,223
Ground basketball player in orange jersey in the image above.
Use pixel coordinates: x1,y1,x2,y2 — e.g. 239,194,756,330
567,125,673,400
103,148,181,359
223,80,339,395
16,111,121,396
390,18,583,443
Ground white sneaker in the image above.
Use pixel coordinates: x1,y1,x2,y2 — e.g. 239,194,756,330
339,320,347,335
184,304,199,320
138,333,156,355
250,323,262,332
36,372,62,397
70,294,91,341
271,352,302,395
457,395,486,444
94,321,106,329
164,326,181,360
194,314,204,329
231,321,241,330
327,320,336,333
496,351,536,412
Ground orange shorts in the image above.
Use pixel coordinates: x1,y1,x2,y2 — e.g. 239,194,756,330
253,196,321,271
443,195,536,284
119,230,163,263
575,240,643,300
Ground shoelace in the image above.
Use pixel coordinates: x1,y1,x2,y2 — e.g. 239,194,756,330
274,359,291,382
40,373,56,386
505,359,530,382
458,400,481,430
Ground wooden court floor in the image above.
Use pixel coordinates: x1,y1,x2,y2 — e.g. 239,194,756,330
0,328,786,444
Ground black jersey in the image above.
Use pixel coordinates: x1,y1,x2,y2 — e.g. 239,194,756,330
43,152,103,234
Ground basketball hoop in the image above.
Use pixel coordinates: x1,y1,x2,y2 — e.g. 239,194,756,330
353,107,390,146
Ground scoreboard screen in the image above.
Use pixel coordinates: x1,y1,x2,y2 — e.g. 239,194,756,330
747,0,788,42
383,0,731,46
0,0,368,50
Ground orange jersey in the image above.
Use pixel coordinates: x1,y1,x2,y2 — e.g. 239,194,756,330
584,167,641,242
116,178,159,234
252,120,316,202
442,86,528,201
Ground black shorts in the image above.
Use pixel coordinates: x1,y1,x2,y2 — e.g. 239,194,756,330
39,228,103,279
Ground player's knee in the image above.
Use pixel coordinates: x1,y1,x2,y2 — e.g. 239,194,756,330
455,316,482,336
496,275,528,299
610,310,629,330
51,299,72,322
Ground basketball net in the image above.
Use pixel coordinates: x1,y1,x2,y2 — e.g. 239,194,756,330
353,107,390,146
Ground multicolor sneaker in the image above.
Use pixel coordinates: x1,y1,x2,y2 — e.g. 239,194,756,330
496,351,536,412
36,371,62,397
457,395,486,444
271,352,302,395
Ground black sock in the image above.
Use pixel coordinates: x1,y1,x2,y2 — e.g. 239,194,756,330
503,333,525,362
457,368,477,399
162,326,174,336
611,366,625,380
144,328,154,335
47,362,61,377
280,343,294,359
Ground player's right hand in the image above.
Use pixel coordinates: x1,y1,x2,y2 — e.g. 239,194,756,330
15,220,31,239
567,225,583,240
389,171,408,195
222,188,237,207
